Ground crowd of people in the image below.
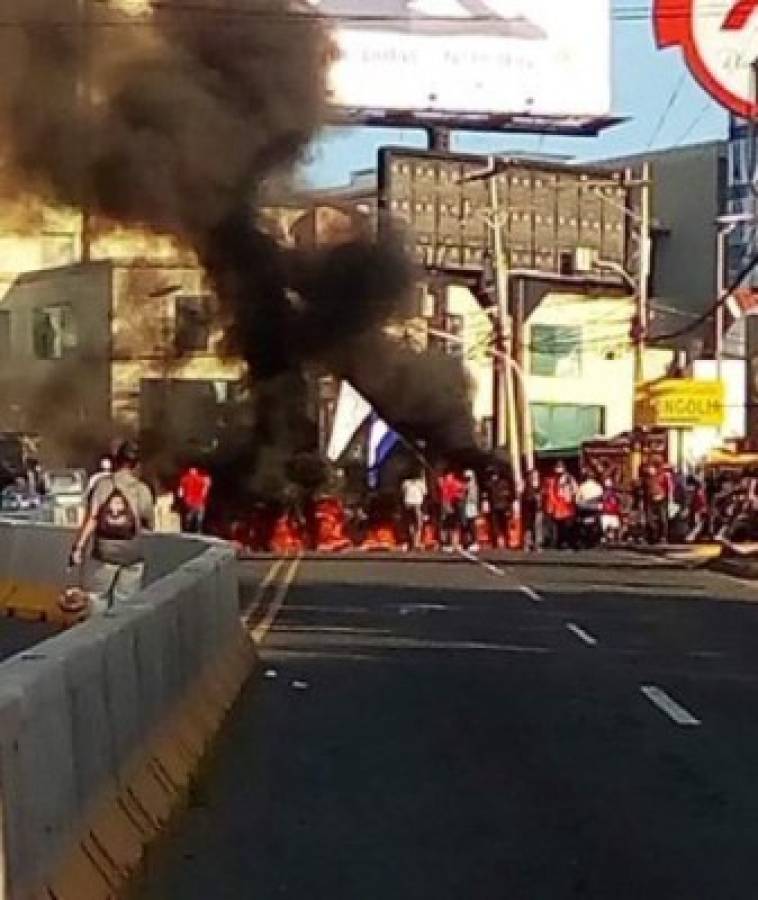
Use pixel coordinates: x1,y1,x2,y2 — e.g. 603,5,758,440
20,439,758,617
398,458,758,552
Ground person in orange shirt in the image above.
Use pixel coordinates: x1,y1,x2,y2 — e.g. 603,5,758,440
547,460,578,549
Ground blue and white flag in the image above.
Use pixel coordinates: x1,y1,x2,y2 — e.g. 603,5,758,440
367,413,400,488
327,381,372,463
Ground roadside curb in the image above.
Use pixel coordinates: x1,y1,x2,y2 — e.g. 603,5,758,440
706,555,758,582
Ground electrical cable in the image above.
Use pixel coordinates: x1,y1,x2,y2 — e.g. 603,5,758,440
672,99,715,146
645,70,688,150
647,247,758,345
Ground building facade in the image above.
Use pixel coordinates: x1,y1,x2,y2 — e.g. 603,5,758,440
0,258,244,467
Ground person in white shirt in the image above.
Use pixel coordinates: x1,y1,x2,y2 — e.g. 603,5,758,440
402,473,427,550
576,470,603,510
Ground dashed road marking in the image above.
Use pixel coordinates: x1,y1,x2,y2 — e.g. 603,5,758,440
250,555,302,643
455,548,545,603
566,622,598,646
456,548,506,577
520,585,544,603
640,685,701,727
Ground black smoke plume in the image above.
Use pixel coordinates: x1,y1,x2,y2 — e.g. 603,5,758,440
0,0,475,496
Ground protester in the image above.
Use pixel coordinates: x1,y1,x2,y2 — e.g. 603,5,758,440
402,470,427,550
86,455,113,498
439,468,465,551
178,465,212,533
642,463,669,544
523,469,544,552
576,468,603,508
69,441,155,613
548,460,578,549
685,474,708,543
601,477,622,543
486,467,512,549
462,469,480,551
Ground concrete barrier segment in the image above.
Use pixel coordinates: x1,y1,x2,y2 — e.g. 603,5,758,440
0,525,257,899
0,655,79,899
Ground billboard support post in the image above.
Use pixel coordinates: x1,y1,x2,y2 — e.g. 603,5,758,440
426,127,451,152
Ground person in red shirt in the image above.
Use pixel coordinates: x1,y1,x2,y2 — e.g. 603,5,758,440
178,466,212,533
438,468,466,551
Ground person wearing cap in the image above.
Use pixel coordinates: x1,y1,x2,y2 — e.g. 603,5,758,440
69,440,155,613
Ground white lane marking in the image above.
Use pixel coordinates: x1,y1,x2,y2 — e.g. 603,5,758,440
398,603,449,616
566,622,598,647
251,555,302,643
640,685,701,727
456,548,506,577
455,548,545,602
241,556,286,622
520,585,544,603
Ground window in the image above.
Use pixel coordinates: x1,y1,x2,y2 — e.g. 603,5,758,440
530,324,582,377
531,404,605,454
175,295,212,353
0,311,9,357
33,305,77,360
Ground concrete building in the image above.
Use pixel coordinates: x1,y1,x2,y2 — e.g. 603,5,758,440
595,141,728,352
444,281,673,460
0,258,244,466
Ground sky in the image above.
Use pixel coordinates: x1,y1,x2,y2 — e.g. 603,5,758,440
303,0,728,188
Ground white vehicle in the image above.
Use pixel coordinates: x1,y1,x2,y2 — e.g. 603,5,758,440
42,469,88,527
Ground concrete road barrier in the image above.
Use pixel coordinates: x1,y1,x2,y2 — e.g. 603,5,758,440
0,523,257,899
0,520,208,623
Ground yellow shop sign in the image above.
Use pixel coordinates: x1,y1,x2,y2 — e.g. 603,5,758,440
635,379,725,428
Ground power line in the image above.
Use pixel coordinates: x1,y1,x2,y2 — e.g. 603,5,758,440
647,249,758,345
646,70,687,150
672,100,715,146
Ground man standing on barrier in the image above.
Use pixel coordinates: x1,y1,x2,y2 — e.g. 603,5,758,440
69,441,155,613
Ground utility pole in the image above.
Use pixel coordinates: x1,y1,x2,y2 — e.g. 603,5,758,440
487,161,523,493
457,158,523,489
635,161,651,385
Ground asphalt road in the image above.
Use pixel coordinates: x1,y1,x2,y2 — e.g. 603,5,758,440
134,550,758,900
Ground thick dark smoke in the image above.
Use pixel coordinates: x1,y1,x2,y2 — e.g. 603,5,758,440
0,0,475,496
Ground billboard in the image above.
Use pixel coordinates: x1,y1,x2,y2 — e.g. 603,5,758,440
378,148,629,274
315,0,612,129
655,0,758,118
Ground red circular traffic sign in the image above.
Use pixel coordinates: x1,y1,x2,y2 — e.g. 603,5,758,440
655,0,758,118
